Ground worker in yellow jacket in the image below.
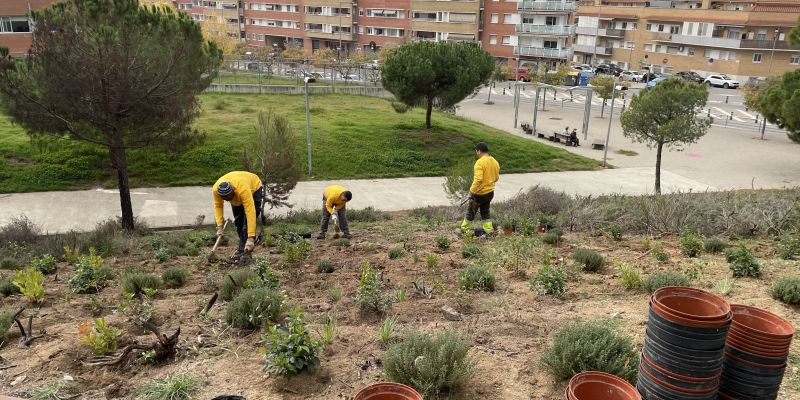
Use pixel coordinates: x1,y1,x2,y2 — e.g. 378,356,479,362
318,184,353,239
212,171,264,254
461,142,500,234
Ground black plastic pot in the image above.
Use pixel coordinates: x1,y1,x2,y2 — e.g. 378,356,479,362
636,367,718,400
647,311,728,350
724,355,787,378
718,386,779,400
726,346,787,367
640,356,719,392
645,328,725,362
643,341,723,379
718,379,780,400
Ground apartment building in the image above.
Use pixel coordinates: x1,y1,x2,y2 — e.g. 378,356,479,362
574,0,800,80
0,0,53,57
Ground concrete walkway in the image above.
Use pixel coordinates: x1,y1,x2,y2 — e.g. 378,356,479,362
0,167,711,233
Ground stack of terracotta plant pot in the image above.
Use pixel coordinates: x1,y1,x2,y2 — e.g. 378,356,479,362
638,287,731,400
353,382,423,400
566,371,641,400
718,304,794,399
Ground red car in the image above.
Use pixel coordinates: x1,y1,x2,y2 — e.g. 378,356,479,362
510,67,530,82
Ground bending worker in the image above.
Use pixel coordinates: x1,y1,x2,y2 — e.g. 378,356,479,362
318,184,352,239
213,171,263,254
461,142,500,234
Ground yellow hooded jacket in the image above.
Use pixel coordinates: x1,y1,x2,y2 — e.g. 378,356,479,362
212,171,262,237
469,155,500,195
323,184,348,214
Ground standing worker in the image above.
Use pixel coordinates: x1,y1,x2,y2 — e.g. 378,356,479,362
318,184,353,239
460,142,500,234
213,171,264,254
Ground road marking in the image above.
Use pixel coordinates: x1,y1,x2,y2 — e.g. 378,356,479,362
737,110,755,119
522,93,532,98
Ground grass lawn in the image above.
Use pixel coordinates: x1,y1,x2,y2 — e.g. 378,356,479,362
0,93,602,192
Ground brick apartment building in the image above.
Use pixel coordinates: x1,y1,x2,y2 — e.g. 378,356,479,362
2,0,798,79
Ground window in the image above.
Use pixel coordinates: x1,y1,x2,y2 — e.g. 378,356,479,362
502,35,511,44
658,24,665,32
545,16,557,26
757,30,766,40
621,22,628,29
753,53,762,63
489,35,497,44
728,31,741,39
490,13,498,23
698,23,708,36
646,23,652,31
791,55,800,65
655,44,662,52
503,14,512,24
625,41,634,49
632,22,638,29
257,34,265,41
644,43,653,52
0,16,30,33
670,26,679,34
666,46,679,54
359,26,364,33
544,40,557,49
688,47,695,56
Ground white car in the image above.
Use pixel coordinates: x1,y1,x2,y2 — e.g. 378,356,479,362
704,74,739,89
620,70,643,82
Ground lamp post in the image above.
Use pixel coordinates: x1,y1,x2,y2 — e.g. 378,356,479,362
768,28,780,76
304,76,316,176
602,82,627,167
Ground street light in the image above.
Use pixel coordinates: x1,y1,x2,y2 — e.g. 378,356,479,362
602,82,628,167
768,28,781,76
304,76,316,176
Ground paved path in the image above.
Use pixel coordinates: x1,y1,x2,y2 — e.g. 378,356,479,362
0,167,710,233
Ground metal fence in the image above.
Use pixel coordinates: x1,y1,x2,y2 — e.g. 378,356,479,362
217,59,383,88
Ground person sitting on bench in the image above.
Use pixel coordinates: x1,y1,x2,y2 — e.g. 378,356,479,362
563,126,570,136
569,129,580,147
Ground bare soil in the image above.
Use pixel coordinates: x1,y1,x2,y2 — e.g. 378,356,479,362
2,218,800,399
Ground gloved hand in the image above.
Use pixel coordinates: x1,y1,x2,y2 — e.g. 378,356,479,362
245,237,255,252
216,225,224,237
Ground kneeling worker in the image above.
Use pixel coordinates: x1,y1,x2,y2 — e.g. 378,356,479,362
461,142,500,234
213,171,263,254
318,184,352,239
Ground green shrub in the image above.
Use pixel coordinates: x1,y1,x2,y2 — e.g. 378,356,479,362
771,276,800,305
187,231,215,247
226,287,285,329
219,269,258,301
461,243,481,259
618,264,642,290
652,244,670,262
679,233,703,258
541,230,562,245
261,307,322,379
571,249,604,272
136,372,201,400
0,310,13,347
284,239,312,266
776,232,800,260
316,260,335,273
517,218,538,236
426,254,439,271
643,272,690,293
331,238,350,247
0,258,20,270
253,258,280,289
0,275,20,296
162,267,189,289
458,265,496,292
13,267,45,303
704,238,728,254
384,330,475,398
541,320,638,384
435,235,451,251
30,254,57,275
78,318,123,355
388,248,404,259
155,247,171,263
69,251,113,294
120,272,160,295
530,263,567,297
727,245,761,278
608,224,623,241
356,262,391,314
378,316,399,345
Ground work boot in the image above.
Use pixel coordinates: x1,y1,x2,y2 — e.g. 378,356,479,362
342,233,352,239
460,218,471,232
482,220,495,235
316,233,326,240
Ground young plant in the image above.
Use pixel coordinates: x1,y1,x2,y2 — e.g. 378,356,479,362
618,263,642,290
226,287,285,330
316,260,335,273
458,264,496,292
155,247,171,263
704,237,728,254
78,318,123,356
136,373,201,400
434,235,451,251
120,271,161,296
69,251,113,294
29,382,78,400
356,262,391,314
426,254,439,272
716,277,735,296
541,320,638,384
378,315,399,345
0,257,19,270
162,267,189,288
652,244,670,262
530,262,567,298
679,233,703,258
321,312,336,346
0,275,20,297
571,249,604,272
541,229,563,246
13,267,45,303
608,224,623,241
30,254,57,275
261,307,322,379
1,310,14,346
327,285,343,304
776,232,800,260
643,272,690,293
63,245,80,264
771,276,800,305
461,243,481,259
284,239,312,267
388,248,404,259
394,287,407,303
331,238,350,247
219,269,259,301
383,330,475,398
727,245,761,278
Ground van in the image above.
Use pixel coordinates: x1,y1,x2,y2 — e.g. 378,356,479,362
510,68,530,82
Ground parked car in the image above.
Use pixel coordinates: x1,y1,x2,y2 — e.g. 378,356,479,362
620,70,644,82
510,68,530,82
640,72,660,82
704,74,740,89
676,71,704,83
572,64,593,73
595,64,622,76
646,76,668,88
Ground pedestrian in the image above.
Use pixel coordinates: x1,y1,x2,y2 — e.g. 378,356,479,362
460,142,501,235
569,128,580,147
563,126,570,136
213,171,264,254
318,184,353,239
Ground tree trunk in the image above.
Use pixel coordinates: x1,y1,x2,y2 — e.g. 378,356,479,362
111,145,135,231
600,99,606,118
425,98,433,129
655,142,663,195
486,81,493,104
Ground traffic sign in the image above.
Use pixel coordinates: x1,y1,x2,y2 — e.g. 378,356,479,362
644,54,649,59
708,58,714,65
662,58,668,64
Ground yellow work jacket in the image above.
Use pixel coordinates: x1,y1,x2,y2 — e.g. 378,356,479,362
324,184,348,214
469,155,500,195
212,171,262,237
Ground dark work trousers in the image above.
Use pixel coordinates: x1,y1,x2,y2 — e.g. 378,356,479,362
320,197,349,235
466,191,494,221
232,187,264,252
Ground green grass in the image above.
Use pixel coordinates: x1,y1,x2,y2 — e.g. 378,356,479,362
0,93,602,192
615,149,639,156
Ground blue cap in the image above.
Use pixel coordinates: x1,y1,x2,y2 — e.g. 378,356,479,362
217,182,234,197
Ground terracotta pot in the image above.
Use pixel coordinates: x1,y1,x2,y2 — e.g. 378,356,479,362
650,301,731,329
724,352,787,370
537,224,548,233
652,287,730,321
726,328,792,349
353,383,423,400
641,353,721,383
730,304,795,340
725,336,790,358
502,227,514,236
567,371,641,400
637,364,718,395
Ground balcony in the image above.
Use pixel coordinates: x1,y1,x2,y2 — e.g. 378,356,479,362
517,1,576,11
656,34,742,49
517,46,572,58
575,26,625,37
739,39,800,50
516,24,575,35
572,43,613,55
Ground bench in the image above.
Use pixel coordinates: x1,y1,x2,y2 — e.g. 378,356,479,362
556,133,573,146
537,132,546,139
591,141,605,150
548,135,560,143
